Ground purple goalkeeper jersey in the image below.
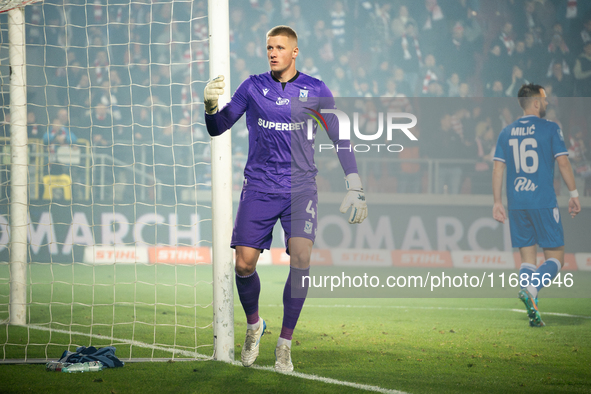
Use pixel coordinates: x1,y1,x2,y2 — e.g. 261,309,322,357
205,71,358,193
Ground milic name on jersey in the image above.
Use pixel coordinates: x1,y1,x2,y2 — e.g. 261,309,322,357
258,118,305,131
511,124,535,136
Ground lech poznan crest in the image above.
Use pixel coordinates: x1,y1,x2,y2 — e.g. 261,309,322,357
299,89,308,102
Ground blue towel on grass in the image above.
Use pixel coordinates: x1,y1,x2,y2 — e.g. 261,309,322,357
59,346,124,368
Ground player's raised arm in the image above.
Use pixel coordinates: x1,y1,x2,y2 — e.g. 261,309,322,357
204,75,248,137
204,75,225,114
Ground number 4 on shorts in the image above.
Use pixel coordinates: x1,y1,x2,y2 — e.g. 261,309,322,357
306,200,315,218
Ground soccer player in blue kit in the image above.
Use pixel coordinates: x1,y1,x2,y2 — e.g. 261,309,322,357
492,83,581,327
203,26,368,371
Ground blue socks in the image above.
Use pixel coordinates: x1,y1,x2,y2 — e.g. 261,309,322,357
526,258,561,298
519,263,537,289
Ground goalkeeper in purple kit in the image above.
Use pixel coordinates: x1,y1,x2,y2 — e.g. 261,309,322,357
204,25,367,372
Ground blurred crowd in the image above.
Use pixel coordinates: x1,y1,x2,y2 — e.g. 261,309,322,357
0,0,590,199
226,0,591,195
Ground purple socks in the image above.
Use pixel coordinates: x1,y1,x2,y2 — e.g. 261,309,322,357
236,267,310,340
280,266,310,341
235,271,260,325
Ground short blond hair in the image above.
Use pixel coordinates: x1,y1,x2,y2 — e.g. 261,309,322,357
266,25,298,44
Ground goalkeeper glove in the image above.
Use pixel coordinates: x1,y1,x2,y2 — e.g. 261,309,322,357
204,75,225,114
339,173,368,224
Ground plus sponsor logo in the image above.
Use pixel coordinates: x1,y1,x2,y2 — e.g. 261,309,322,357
514,176,538,192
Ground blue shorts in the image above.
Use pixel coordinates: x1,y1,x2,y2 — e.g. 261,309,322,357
231,189,318,253
508,208,564,249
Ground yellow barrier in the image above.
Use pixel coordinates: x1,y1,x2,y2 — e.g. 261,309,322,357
42,174,72,200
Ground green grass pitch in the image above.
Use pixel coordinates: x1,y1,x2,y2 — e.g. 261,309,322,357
1,264,590,393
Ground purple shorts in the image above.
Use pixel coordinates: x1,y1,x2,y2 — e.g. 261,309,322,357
231,188,318,253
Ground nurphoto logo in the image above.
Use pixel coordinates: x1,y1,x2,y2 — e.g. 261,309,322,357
305,107,418,153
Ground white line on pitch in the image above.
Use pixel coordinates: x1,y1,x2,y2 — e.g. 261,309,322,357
233,361,408,394
510,309,591,319
25,325,211,360
25,325,407,394
259,304,591,319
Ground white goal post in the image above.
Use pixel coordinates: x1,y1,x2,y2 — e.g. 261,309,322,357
208,0,234,363
7,6,28,327
1,0,234,363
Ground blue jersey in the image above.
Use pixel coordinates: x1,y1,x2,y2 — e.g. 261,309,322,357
205,71,358,193
493,115,568,209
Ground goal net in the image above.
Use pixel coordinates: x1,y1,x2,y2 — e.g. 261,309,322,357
0,0,40,13
0,0,233,363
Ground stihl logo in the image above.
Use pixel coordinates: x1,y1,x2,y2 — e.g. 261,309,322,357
96,250,136,259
